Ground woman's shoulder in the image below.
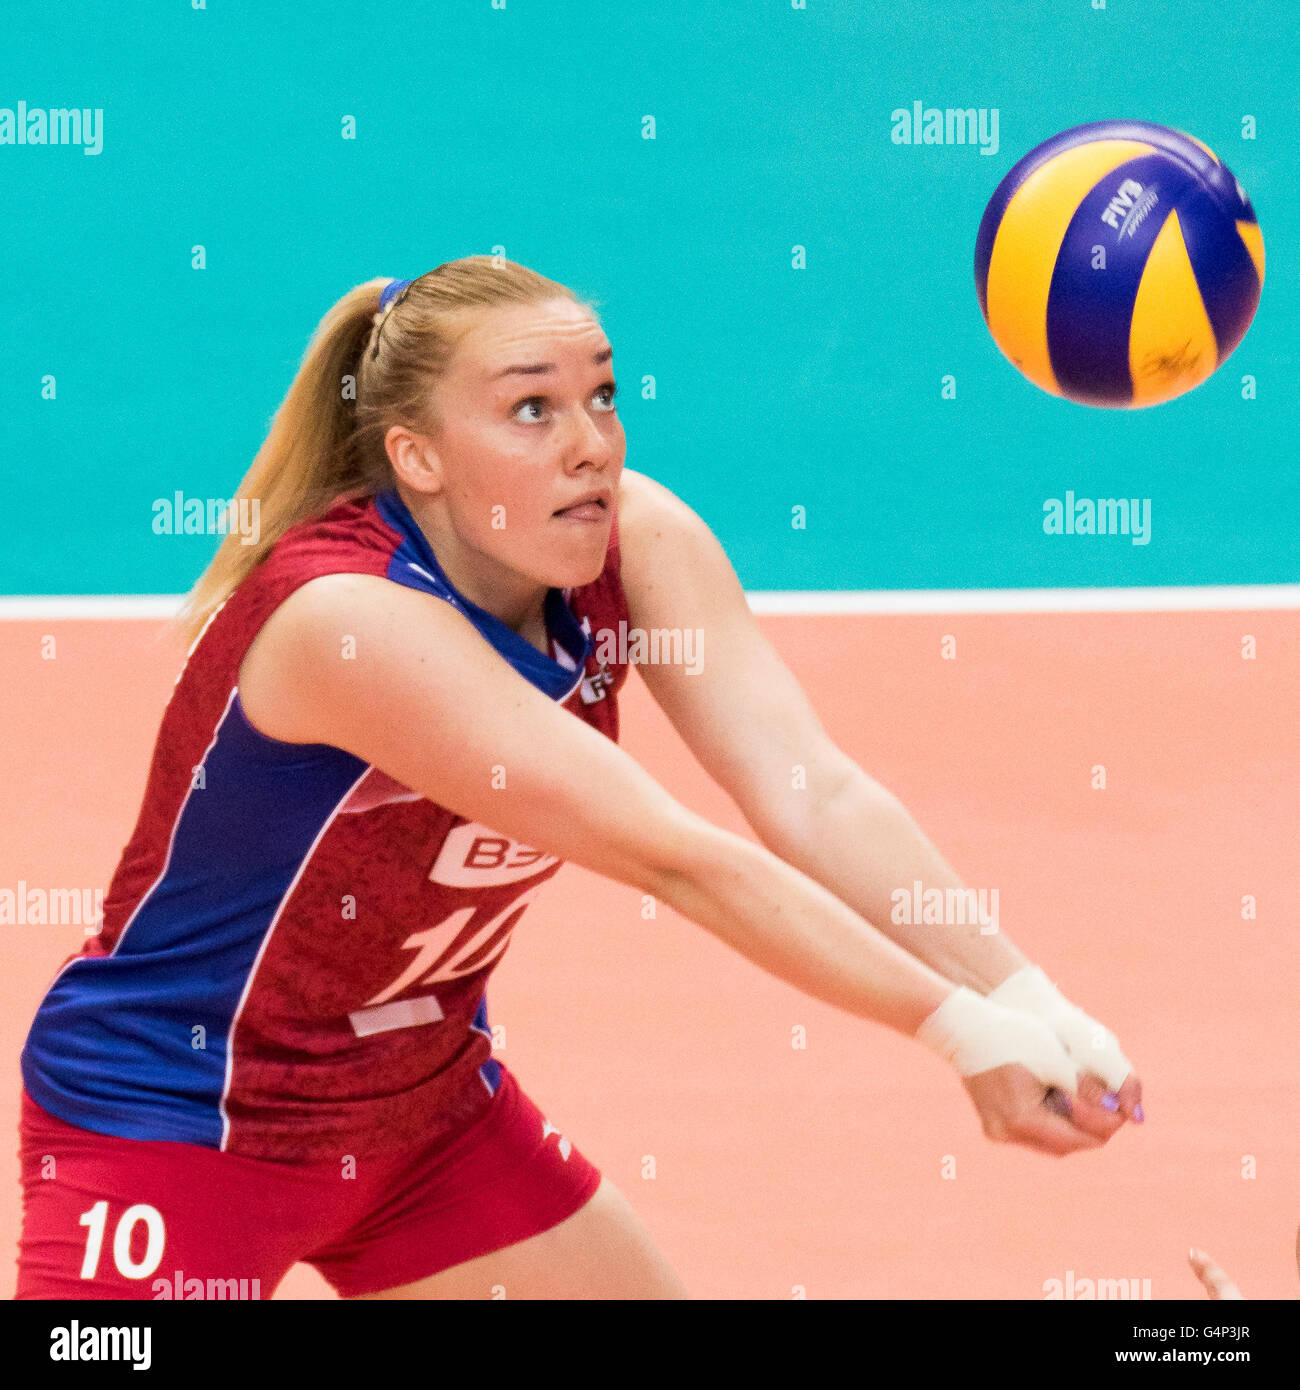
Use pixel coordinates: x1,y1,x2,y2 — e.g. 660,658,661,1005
263,492,395,571
187,496,397,686
616,466,669,522
615,468,719,582
225,493,400,618
615,468,697,552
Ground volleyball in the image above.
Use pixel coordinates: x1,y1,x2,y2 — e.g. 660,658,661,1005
974,120,1265,407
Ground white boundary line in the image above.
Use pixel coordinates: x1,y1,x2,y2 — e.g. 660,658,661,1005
0,595,186,619
746,585,1300,614
0,585,1298,621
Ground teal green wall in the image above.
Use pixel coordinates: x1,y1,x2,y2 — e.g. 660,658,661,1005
2,1,1292,594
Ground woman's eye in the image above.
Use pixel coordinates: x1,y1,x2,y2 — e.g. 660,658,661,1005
513,384,617,422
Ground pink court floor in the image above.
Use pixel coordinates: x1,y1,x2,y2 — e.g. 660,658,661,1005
2,608,1296,1299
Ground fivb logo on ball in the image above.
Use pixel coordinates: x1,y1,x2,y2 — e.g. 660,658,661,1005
891,100,1000,156
1100,178,1161,241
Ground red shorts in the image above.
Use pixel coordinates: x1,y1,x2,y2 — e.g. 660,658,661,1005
16,1064,602,1300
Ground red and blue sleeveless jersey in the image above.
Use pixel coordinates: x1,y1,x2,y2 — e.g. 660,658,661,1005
21,488,631,1161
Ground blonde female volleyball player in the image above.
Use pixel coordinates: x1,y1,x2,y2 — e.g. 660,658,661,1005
18,258,1141,1301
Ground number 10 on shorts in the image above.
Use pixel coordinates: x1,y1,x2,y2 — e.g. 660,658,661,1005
79,1200,166,1281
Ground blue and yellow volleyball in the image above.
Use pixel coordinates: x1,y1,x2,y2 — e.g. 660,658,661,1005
974,120,1264,407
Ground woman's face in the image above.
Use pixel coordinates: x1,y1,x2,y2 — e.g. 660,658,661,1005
403,297,625,595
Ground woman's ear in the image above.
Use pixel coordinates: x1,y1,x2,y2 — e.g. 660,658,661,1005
384,425,445,497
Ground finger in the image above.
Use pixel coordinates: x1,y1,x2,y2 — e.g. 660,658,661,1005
1078,1069,1127,1115
1076,1072,1112,1106
1188,1248,1244,1300
1115,1074,1144,1123
1009,1104,1106,1156
1077,1071,1128,1120
1062,1079,1127,1141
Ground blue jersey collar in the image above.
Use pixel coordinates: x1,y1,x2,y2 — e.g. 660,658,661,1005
374,488,593,702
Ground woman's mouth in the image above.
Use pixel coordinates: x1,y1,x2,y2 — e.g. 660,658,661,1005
553,498,609,523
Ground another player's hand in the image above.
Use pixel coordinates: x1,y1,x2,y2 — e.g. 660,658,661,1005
1188,1248,1244,1299
961,1063,1112,1156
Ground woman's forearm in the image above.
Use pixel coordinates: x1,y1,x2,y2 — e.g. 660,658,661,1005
654,819,955,1036
753,765,1034,995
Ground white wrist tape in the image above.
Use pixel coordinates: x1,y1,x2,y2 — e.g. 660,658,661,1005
986,966,1133,1091
914,986,1078,1094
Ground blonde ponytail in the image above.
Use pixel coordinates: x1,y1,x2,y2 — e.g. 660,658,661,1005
176,256,592,646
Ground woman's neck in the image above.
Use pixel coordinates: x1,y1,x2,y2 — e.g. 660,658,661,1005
395,485,549,639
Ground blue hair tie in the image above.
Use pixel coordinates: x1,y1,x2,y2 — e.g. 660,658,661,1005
379,277,413,312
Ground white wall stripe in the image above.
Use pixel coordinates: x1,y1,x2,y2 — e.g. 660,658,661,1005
2,585,1299,620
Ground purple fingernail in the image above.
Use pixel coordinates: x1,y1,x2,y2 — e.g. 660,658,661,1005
1133,1103,1145,1123
1101,1092,1120,1112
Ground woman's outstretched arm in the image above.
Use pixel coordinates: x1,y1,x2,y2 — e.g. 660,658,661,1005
237,567,1100,1156
616,468,1141,1126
